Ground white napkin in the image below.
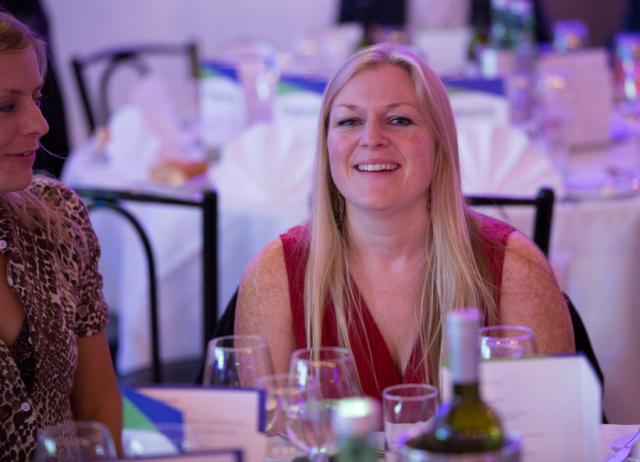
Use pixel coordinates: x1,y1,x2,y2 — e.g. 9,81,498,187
104,105,161,182
457,120,565,197
210,122,315,205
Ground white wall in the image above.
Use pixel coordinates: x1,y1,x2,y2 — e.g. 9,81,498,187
42,0,339,148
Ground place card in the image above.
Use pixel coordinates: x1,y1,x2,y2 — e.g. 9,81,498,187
537,48,614,149
122,386,266,462
442,355,602,462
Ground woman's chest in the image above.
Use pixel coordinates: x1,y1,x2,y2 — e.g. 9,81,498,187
352,269,424,375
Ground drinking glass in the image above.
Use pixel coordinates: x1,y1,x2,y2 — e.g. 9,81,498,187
382,384,439,453
479,325,537,359
203,335,274,387
35,420,116,461
256,373,305,461
285,347,362,461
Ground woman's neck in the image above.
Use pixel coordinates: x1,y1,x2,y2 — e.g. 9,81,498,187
345,203,430,268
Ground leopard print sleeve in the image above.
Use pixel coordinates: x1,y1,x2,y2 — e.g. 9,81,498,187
72,194,109,337
33,178,109,337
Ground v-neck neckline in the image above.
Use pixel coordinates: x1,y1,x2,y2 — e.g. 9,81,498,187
347,282,426,388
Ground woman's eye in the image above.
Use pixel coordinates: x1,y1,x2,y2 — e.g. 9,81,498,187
390,116,413,126
0,103,16,113
336,118,359,127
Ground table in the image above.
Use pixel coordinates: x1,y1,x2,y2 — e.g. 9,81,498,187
501,138,640,425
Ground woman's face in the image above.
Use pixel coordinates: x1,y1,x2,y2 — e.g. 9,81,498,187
327,64,434,217
0,47,48,193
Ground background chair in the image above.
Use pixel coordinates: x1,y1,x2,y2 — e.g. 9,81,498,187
466,186,606,421
71,42,200,135
465,186,554,256
76,187,218,384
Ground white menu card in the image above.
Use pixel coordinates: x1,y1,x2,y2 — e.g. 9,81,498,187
442,355,602,462
123,386,266,462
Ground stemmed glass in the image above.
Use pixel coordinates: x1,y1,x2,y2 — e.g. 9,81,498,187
479,325,537,359
285,347,362,462
35,420,117,461
202,335,274,387
256,373,305,461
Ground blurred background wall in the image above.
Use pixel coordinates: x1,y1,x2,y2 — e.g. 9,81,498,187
40,0,632,152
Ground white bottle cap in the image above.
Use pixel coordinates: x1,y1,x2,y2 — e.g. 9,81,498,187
333,397,380,437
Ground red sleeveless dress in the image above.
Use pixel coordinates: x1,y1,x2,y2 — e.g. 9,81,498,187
280,215,514,400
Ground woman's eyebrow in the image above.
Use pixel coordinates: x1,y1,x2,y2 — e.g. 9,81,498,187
332,102,418,110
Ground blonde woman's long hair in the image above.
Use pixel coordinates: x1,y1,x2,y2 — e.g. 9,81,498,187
304,43,497,387
0,10,63,235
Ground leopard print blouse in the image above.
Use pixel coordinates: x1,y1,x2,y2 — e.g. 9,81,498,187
0,178,108,461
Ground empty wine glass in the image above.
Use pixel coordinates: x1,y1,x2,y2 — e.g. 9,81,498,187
479,325,537,359
35,420,117,461
203,335,274,387
285,347,362,462
256,373,305,461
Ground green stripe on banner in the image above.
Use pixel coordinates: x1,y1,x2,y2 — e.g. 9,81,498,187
123,396,156,431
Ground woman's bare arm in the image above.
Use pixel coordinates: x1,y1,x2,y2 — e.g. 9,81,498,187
235,239,296,373
71,332,123,454
500,231,575,354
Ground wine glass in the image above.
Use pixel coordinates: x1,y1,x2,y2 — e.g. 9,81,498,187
35,420,117,461
255,373,305,461
285,347,362,462
382,383,439,452
479,325,537,359
202,335,274,387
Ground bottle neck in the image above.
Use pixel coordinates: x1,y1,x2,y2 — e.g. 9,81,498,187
452,382,481,401
448,318,480,385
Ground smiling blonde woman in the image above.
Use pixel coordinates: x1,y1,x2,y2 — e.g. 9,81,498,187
235,43,574,401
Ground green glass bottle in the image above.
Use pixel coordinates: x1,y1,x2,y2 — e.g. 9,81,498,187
333,397,380,462
409,308,504,453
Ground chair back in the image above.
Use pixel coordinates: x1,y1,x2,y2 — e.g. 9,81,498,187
465,187,555,256
76,187,217,384
71,42,199,135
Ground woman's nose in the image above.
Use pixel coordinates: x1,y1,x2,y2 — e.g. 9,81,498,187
23,101,49,139
361,119,388,149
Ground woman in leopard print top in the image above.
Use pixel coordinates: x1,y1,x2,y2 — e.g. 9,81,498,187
0,11,122,460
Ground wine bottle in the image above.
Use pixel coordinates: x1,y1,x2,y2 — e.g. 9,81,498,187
408,308,505,453
333,397,380,462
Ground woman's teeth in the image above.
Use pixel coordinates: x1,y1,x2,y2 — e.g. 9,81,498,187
356,163,398,172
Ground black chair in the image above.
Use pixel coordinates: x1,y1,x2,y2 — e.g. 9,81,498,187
76,187,218,384
465,186,554,257
71,42,200,135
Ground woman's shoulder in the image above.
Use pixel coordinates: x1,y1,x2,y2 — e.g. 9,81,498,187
29,176,84,214
473,211,515,238
242,238,286,286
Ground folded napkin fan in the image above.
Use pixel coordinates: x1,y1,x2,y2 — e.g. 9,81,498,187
104,105,161,182
210,122,316,204
457,120,565,198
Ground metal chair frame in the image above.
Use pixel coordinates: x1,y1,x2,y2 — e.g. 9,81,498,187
76,187,217,383
71,43,199,134
465,187,555,256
